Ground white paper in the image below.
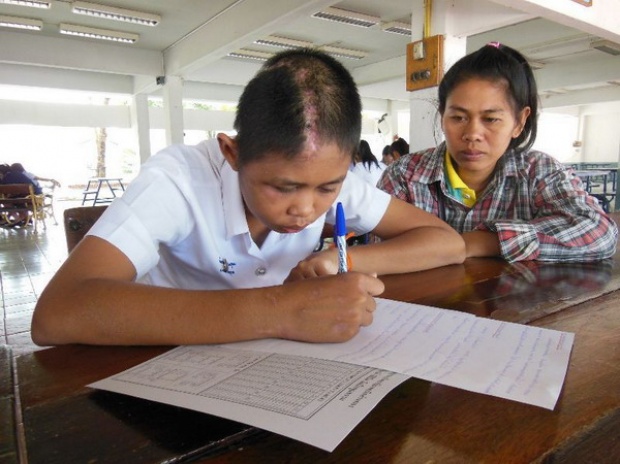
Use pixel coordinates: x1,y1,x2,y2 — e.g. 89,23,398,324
91,298,574,451
234,298,574,410
90,346,409,452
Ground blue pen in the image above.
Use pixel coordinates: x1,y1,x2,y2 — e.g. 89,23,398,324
335,202,348,273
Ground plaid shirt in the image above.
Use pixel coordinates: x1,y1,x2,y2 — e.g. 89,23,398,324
378,143,618,262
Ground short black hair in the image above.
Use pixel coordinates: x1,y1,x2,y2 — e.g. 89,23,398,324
234,48,362,164
438,43,539,151
390,137,409,156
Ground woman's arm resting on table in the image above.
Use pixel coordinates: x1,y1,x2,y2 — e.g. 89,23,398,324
31,236,385,346
462,230,501,258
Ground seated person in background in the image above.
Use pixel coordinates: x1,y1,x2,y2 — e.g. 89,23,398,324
0,164,33,226
378,43,617,262
348,140,386,245
0,163,42,193
10,162,61,191
0,164,9,180
390,137,410,163
381,144,395,165
349,139,386,186
32,48,465,347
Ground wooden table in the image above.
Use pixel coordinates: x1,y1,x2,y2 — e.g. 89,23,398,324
6,214,620,463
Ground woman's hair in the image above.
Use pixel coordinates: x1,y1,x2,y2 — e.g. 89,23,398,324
234,48,362,165
357,140,380,170
438,43,539,151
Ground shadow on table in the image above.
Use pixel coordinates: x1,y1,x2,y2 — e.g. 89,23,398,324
25,388,260,464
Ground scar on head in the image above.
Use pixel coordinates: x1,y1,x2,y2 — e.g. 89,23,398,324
270,61,326,156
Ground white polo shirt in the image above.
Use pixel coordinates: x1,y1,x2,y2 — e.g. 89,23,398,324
88,139,391,290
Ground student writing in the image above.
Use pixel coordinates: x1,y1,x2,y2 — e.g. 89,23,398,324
32,48,465,347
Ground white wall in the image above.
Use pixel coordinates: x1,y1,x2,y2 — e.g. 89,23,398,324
582,113,620,163
534,112,579,162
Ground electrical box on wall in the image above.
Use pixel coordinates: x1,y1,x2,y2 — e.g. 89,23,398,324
406,34,444,92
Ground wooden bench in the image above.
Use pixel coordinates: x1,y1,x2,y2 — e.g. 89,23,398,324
0,183,44,233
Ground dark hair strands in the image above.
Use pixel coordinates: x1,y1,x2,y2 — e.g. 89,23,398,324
234,48,362,165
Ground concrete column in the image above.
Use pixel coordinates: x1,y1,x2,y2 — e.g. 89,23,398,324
408,0,467,152
162,75,184,146
130,93,152,164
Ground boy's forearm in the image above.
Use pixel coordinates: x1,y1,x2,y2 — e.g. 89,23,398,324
32,271,384,347
32,280,284,346
350,226,466,275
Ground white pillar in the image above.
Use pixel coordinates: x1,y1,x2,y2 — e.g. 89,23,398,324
407,1,467,152
162,75,184,146
130,93,152,164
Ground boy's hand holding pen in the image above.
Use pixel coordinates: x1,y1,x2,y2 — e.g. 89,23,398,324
281,202,384,341
285,202,354,281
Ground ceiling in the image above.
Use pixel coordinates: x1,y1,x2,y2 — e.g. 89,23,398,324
1,0,620,109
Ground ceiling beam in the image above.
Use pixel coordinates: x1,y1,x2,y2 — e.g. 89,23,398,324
436,0,535,38
490,0,620,43
0,63,134,94
0,30,162,77
542,85,620,109
163,0,336,77
535,54,620,91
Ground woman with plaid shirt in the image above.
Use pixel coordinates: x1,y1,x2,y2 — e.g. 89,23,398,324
379,43,617,262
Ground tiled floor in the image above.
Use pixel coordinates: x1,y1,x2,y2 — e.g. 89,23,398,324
1,200,79,356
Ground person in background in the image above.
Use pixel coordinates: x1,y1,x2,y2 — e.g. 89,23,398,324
378,43,617,262
10,163,61,191
381,144,395,166
32,48,465,348
349,140,386,186
0,163,42,193
348,140,386,245
0,164,34,226
390,137,410,163
0,164,10,180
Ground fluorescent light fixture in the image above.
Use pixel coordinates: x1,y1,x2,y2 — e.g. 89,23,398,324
381,21,411,36
312,7,380,28
591,39,620,56
227,49,273,62
0,0,50,8
528,60,545,70
71,1,160,27
319,45,367,60
254,35,313,49
0,14,42,30
59,23,139,43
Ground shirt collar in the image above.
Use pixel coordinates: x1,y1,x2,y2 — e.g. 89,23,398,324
221,160,250,240
444,150,477,207
445,150,468,190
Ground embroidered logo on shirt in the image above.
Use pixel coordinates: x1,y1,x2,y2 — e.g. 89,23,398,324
219,257,236,274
